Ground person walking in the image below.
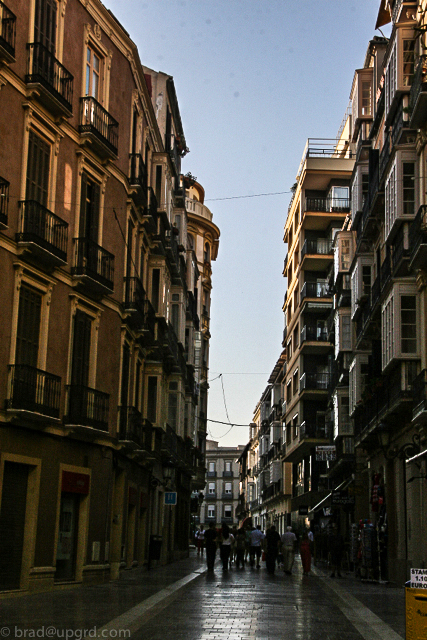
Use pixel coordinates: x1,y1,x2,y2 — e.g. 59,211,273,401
219,523,234,572
265,525,281,574
300,531,311,575
204,522,217,571
196,525,205,556
234,527,246,568
249,525,265,568
281,526,297,575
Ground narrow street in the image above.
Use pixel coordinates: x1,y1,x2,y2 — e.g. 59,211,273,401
2,550,406,640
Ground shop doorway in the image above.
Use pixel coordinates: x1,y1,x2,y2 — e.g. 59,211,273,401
0,461,29,590
55,492,80,581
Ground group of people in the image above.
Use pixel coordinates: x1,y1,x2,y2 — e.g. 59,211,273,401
195,523,315,575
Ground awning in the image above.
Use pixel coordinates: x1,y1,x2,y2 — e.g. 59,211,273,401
375,0,391,30
406,449,427,464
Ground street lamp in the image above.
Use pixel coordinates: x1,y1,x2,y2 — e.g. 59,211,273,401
162,459,175,487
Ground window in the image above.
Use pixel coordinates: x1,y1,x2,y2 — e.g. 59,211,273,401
120,343,130,410
401,295,417,354
361,81,371,116
34,0,57,53
286,381,292,403
207,505,215,518
167,381,178,430
15,284,42,368
79,172,100,242
208,483,215,495
224,505,232,519
293,324,299,351
26,130,50,206
403,38,415,87
403,162,415,215
85,46,102,101
224,482,232,495
286,339,292,361
147,376,157,423
71,310,92,387
208,462,215,473
292,415,298,440
151,269,160,312
381,287,418,368
225,461,231,472
292,370,299,396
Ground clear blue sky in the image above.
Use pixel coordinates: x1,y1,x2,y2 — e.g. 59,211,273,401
106,0,389,446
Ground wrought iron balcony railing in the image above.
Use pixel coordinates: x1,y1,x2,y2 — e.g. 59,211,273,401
300,325,329,343
7,364,61,418
0,174,9,226
123,276,145,316
301,238,332,259
129,153,147,190
300,372,330,391
72,237,114,291
65,384,109,430
0,1,16,60
119,406,150,449
17,200,68,262
300,281,330,300
305,197,350,213
300,421,328,439
26,42,73,113
79,96,118,156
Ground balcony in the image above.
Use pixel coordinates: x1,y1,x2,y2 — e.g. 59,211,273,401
26,43,73,117
390,99,414,148
222,470,234,477
142,188,159,235
123,276,145,320
17,200,68,265
6,364,61,420
410,55,427,129
300,239,333,270
204,493,216,501
79,97,118,159
300,281,330,301
301,325,331,353
0,1,15,62
409,205,427,271
72,237,114,293
300,372,329,392
305,196,350,214
222,493,234,500
0,175,9,228
128,153,147,206
65,385,109,431
118,406,148,451
206,470,217,478
283,420,328,463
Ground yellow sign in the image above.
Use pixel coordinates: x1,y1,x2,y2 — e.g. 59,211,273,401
406,588,427,639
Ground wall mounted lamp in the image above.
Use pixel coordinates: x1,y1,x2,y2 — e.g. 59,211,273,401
377,423,420,461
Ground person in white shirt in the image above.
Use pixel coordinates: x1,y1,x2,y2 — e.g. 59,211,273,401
281,526,297,574
196,525,205,556
249,525,265,568
219,523,234,571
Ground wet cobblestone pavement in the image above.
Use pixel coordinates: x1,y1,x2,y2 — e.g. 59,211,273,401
1,551,405,640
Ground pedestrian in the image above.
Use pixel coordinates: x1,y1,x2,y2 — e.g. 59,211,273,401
265,525,281,574
230,526,238,563
244,526,252,562
235,527,246,568
219,522,234,571
249,525,265,569
300,531,311,575
204,522,217,571
196,525,205,556
328,523,344,577
281,525,297,574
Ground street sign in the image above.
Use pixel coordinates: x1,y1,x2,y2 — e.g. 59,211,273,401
164,492,177,505
410,568,427,589
316,446,336,461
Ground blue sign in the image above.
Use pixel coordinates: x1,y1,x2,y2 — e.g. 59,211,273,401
164,492,177,505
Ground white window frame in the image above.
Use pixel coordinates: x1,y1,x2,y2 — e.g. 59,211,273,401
381,282,419,371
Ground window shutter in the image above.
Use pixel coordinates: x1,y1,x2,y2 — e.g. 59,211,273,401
71,310,91,386
15,285,42,367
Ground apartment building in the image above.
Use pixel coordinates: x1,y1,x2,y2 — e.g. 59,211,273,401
0,0,219,593
281,134,354,528
200,440,244,528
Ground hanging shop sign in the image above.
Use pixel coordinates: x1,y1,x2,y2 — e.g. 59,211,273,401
332,490,355,506
316,446,336,461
